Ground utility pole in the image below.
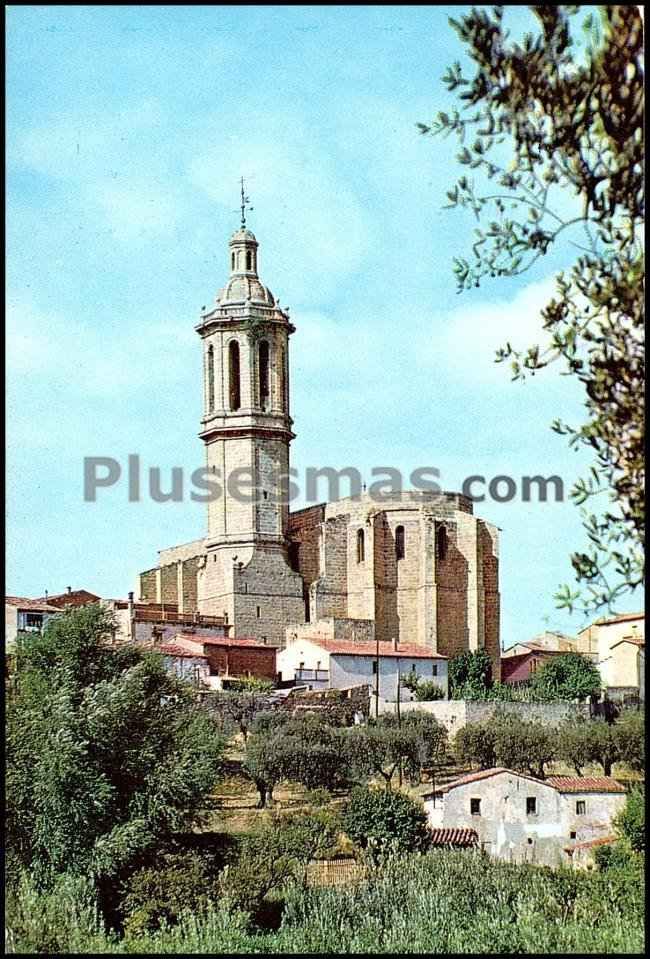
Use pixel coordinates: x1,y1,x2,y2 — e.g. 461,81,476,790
396,654,403,787
375,631,380,720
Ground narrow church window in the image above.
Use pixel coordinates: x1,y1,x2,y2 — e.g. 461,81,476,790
256,606,261,618
207,345,215,412
437,525,448,561
231,251,235,270
357,528,365,563
395,525,405,560
246,250,253,270
229,340,241,411
259,340,270,409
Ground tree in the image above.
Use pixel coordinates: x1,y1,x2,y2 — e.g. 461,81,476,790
344,713,446,788
343,786,430,858
6,606,225,894
448,649,493,699
243,714,347,807
453,721,497,769
557,719,595,776
218,811,339,914
529,652,602,701
493,714,556,778
616,708,645,772
422,6,644,614
208,687,273,741
613,787,645,854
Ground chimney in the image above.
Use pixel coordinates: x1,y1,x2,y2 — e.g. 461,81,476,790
392,637,398,652
44,590,48,600
66,586,72,595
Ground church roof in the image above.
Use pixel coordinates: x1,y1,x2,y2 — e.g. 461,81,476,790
229,228,258,244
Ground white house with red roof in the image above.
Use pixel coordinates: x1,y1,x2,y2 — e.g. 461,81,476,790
277,620,447,700
577,611,645,700
422,767,627,867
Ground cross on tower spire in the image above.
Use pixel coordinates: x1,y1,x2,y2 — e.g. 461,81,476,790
240,176,253,228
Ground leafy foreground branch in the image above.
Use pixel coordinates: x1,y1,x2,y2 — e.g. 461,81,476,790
6,847,644,954
421,5,644,613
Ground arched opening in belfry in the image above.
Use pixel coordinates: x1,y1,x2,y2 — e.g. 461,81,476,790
229,340,241,411
395,525,405,561
246,250,253,271
231,251,235,271
207,345,215,412
258,340,270,410
357,528,365,563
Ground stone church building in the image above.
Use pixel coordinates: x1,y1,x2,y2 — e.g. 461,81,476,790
138,222,500,673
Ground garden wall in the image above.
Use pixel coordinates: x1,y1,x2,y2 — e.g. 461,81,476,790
377,698,587,734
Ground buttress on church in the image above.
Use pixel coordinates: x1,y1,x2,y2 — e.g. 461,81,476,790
138,221,501,675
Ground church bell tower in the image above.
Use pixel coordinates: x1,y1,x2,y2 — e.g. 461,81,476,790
195,190,305,643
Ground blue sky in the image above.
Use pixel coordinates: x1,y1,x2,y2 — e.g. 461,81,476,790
7,5,633,647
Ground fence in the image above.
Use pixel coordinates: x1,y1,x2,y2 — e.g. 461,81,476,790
305,859,366,887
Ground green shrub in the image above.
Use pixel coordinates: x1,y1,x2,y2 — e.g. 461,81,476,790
414,680,445,701
343,786,430,857
613,787,645,853
119,851,215,937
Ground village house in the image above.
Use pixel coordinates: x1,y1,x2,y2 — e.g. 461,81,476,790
577,612,645,702
5,596,61,650
33,587,101,609
423,767,627,868
277,622,448,701
102,594,231,646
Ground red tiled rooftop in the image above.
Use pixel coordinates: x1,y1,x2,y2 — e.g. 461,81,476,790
158,643,208,660
5,596,60,612
610,637,645,649
292,638,446,659
546,777,627,794
173,632,275,651
429,828,478,847
594,611,644,626
564,835,616,853
431,768,627,796
33,589,101,608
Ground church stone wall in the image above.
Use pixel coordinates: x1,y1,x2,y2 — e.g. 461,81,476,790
232,548,305,646
139,569,158,603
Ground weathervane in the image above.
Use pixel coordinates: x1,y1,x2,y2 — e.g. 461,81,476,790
240,176,253,228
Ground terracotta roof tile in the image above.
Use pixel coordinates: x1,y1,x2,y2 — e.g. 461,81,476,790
564,835,616,853
33,589,101,607
5,596,60,612
546,777,627,794
158,643,209,660
594,611,644,626
429,828,479,847
293,639,446,659
173,632,274,651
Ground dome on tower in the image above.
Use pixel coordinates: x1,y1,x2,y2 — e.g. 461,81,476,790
229,228,258,245
216,274,276,306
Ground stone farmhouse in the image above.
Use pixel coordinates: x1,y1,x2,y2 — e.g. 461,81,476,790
136,220,500,671
423,767,627,867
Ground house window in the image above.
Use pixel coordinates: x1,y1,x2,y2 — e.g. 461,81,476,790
570,831,576,839
576,800,586,815
25,613,44,629
395,525,405,560
470,798,481,816
357,528,365,563
372,661,377,674
526,797,537,815
207,345,215,412
432,664,438,677
436,524,448,561
258,340,270,409
228,340,241,411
